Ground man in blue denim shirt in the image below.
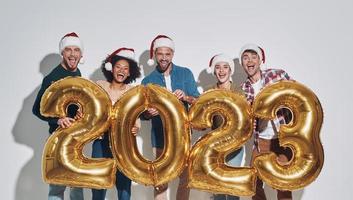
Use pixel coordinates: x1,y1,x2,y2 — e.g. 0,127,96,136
142,35,199,200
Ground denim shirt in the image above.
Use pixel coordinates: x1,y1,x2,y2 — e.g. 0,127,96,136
141,64,200,148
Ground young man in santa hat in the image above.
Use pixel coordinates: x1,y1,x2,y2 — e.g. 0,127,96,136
32,32,85,200
141,35,200,200
91,47,141,200
239,44,293,200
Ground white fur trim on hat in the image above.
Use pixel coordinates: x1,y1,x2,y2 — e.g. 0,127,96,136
59,32,83,53
116,49,135,61
208,54,235,75
239,43,265,66
148,35,175,66
104,47,135,71
153,37,175,52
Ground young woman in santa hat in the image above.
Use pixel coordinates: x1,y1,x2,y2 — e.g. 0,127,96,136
206,53,245,200
91,48,141,200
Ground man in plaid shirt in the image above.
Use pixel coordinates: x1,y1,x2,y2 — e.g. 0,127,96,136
239,44,293,200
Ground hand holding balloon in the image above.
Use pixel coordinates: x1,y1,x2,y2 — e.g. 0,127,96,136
252,80,324,190
41,77,117,189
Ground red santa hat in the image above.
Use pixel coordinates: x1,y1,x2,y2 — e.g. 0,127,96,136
147,35,175,66
59,32,84,64
104,47,135,71
207,53,235,75
239,43,265,66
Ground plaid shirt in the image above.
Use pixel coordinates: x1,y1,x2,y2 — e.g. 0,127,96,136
241,68,292,141
241,68,291,103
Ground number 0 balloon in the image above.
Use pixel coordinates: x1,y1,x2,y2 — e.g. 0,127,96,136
110,84,190,186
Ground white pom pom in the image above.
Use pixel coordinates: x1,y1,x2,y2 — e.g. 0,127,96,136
79,57,85,64
147,59,155,66
206,66,214,74
104,62,112,71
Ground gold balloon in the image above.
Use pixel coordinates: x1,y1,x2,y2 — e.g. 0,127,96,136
110,84,190,186
252,80,324,190
41,77,118,189
188,89,256,196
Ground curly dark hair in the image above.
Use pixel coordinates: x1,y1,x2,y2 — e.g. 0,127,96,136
101,55,141,84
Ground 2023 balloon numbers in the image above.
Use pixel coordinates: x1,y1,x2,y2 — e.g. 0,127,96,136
40,77,323,196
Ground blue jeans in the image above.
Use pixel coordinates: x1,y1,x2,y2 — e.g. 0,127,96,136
48,184,83,200
213,194,239,200
91,134,131,200
213,146,244,200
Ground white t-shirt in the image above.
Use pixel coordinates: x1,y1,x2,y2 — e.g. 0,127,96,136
252,79,279,139
251,79,262,95
164,75,172,92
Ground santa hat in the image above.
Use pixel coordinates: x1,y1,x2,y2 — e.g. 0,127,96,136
239,44,265,66
207,53,235,75
104,47,135,71
59,32,84,64
147,35,175,66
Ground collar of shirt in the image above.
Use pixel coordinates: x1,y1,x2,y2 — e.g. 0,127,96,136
242,68,290,103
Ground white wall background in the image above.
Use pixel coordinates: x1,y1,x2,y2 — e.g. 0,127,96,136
1,0,352,199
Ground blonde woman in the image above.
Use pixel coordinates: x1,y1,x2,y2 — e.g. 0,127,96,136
206,53,245,200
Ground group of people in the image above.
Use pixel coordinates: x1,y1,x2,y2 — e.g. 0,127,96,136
33,32,293,200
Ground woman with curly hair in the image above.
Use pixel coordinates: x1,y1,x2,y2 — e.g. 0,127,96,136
91,48,141,200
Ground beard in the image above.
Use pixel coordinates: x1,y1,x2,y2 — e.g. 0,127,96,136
157,61,172,73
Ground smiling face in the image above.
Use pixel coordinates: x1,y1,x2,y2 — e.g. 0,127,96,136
214,62,231,85
155,47,174,73
61,45,82,71
241,50,261,82
112,59,130,84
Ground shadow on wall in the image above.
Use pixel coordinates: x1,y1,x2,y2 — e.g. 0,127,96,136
232,58,247,86
89,60,105,82
12,53,61,200
140,50,155,77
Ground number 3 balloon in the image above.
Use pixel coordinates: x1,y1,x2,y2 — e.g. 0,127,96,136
252,80,324,190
